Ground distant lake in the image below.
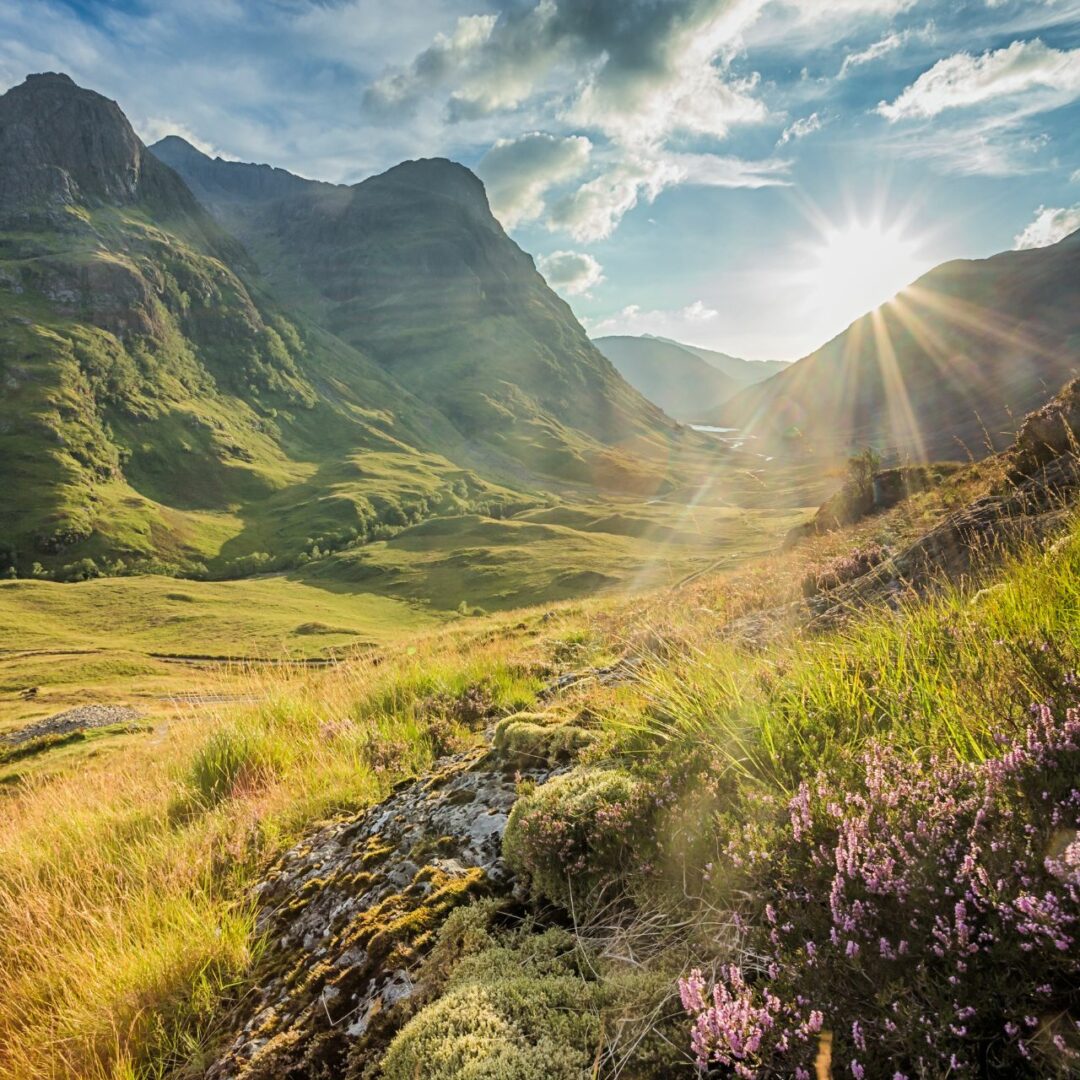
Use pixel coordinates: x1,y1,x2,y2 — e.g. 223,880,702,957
690,425,738,434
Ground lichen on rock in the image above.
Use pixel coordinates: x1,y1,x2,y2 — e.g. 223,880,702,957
206,736,565,1079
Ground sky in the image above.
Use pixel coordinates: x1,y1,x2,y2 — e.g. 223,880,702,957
2,0,1079,360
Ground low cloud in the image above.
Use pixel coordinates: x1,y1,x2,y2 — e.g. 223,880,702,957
536,249,605,296
1013,204,1080,249
878,38,1080,121
477,132,591,228
778,112,822,145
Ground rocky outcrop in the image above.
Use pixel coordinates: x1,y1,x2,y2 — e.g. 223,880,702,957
1009,377,1080,480
0,73,197,224
207,736,564,1080
784,464,958,547
812,451,1080,622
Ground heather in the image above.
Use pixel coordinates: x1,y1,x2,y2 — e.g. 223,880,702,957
681,699,1080,1078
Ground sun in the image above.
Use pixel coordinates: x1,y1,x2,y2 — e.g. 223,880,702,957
808,218,928,329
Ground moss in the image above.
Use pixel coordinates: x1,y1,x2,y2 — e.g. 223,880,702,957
502,767,653,912
380,909,686,1080
493,712,595,767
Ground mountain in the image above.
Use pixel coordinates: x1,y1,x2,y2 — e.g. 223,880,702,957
713,232,1080,460
648,336,789,384
0,73,511,576
152,138,685,491
591,335,740,421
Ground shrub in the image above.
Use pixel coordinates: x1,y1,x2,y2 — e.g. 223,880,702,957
503,768,653,911
680,698,1080,1078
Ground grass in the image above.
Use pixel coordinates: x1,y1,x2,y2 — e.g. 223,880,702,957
620,520,1080,790
0,626,549,1079
0,451,1040,1078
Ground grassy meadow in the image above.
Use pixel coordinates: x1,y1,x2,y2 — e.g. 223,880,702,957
4,451,1069,1076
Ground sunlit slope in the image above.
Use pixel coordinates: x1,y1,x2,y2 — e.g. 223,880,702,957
715,229,1080,460
153,138,703,492
0,75,514,576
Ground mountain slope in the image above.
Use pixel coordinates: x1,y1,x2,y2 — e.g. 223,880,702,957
0,74,510,576
152,138,689,491
592,335,740,421
714,232,1080,459
650,336,788,384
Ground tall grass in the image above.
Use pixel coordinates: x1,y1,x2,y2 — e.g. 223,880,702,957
0,626,544,1079
622,521,1080,790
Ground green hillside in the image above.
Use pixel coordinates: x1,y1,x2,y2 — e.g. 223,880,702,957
152,139,699,492
0,75,519,578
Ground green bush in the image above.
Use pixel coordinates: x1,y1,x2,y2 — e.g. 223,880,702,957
502,768,652,911
493,714,594,766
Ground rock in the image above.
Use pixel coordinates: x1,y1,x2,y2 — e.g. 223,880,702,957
207,736,565,1080
1,704,144,745
1009,377,1080,480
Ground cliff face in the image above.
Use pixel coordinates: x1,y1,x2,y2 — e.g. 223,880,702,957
0,73,197,224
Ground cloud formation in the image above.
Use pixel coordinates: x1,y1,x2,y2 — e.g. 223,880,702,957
362,0,784,239
879,38,1080,121
536,249,605,295
587,299,720,342
477,132,591,227
778,112,822,144
1013,203,1080,248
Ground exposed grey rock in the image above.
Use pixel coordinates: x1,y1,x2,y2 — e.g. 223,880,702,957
2,704,144,744
207,736,563,1080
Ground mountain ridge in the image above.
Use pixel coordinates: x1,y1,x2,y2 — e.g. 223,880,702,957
0,73,518,576
151,136,688,491
713,228,1080,460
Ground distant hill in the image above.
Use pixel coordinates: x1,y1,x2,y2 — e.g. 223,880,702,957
592,336,740,421
713,232,1080,460
152,138,686,492
647,336,789,384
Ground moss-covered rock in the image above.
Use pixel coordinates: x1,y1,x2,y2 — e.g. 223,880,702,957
492,712,594,767
502,767,653,912
382,905,687,1080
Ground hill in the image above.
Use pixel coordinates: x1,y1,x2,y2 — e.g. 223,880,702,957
591,335,740,421
713,230,1080,459
648,335,789,383
0,73,513,578
152,138,689,491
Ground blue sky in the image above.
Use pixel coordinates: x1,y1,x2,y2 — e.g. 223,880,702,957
3,0,1079,359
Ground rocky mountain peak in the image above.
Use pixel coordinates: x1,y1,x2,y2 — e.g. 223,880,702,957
0,72,194,221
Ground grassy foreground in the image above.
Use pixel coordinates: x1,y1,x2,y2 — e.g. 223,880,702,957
1,464,1075,1077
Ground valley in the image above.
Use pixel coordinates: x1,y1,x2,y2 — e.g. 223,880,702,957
1,37,1079,1080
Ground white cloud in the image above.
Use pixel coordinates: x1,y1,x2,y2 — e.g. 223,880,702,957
477,132,591,228
536,250,605,296
879,38,1080,121
1013,204,1080,248
1071,168,1080,183
587,299,720,341
548,150,789,242
839,23,935,77
778,111,822,144
135,116,232,159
